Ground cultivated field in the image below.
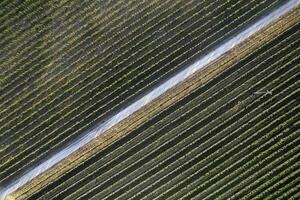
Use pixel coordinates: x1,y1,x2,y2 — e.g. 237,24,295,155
0,0,289,187
9,8,300,200
1,0,299,199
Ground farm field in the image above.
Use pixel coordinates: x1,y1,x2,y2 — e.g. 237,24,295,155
1,0,299,199
7,6,300,199
0,0,290,187
9,8,300,199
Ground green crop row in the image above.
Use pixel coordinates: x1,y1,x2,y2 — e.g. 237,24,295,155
24,12,282,197
0,0,202,158
0,0,188,138
156,113,299,200
0,0,244,174
0,0,46,33
142,68,298,198
0,0,83,52
0,0,127,73
101,70,300,200
213,134,299,200
110,79,300,198
0,0,270,158
61,38,300,199
86,31,300,198
190,108,299,200
0,0,149,99
0,0,139,86
240,146,299,200
1,0,210,184
18,12,298,198
161,65,300,200
0,0,258,137
274,173,300,200
223,124,299,199
0,0,86,77
96,75,300,200
169,113,299,200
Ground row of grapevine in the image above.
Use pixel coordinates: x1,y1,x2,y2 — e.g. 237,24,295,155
19,16,300,199
0,0,286,187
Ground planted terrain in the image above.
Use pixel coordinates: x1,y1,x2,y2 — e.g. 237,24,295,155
0,0,290,187
1,0,300,199
15,17,300,199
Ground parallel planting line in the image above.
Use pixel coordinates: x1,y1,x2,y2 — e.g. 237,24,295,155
204,134,300,200
0,0,224,184
0,0,244,167
143,73,300,200
170,113,299,200
0,0,200,124
113,88,298,199
0,0,241,157
264,167,300,199
0,0,46,34
242,150,300,199
0,0,204,156
0,0,190,131
103,69,300,200
49,42,292,200
178,109,299,200
0,0,142,81
0,0,74,49
0,0,150,102
73,45,300,200
0,0,296,197
277,176,300,200
0,0,92,51
2,0,292,183
57,54,300,199
0,0,91,74
84,29,300,198
96,81,300,200
26,20,293,198
0,0,272,165
228,127,299,200
0,0,153,97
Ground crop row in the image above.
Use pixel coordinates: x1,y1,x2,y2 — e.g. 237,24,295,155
134,69,300,200
167,112,299,200
0,0,87,49
0,0,278,153
234,139,299,200
78,28,300,199
0,0,189,102
59,58,300,199
26,28,300,198
102,92,300,200
0,0,276,126
0,0,274,184
270,170,300,200
82,66,300,200
0,0,195,153
144,110,299,200
0,0,164,110
0,0,47,34
19,18,300,198
0,0,146,87
0,0,213,162
0,0,272,138
193,111,297,198
0,0,241,149
0,0,197,145
0,0,126,70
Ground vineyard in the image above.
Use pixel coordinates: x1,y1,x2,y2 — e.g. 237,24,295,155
0,0,299,199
